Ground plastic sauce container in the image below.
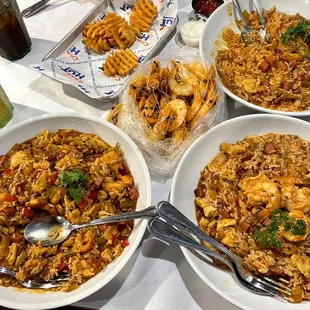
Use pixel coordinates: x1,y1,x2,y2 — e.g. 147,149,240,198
179,20,205,47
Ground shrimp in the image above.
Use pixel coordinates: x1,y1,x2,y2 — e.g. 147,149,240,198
186,62,208,80
150,99,187,140
143,93,160,124
160,99,187,131
190,93,218,127
172,122,189,143
238,173,281,211
186,86,203,121
128,74,148,98
277,176,310,213
168,63,199,96
281,210,310,242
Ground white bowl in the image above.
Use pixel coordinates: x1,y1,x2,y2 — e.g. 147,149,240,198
200,0,310,116
171,114,310,310
0,113,151,310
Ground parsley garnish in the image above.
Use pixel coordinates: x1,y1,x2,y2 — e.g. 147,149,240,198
281,19,310,45
58,169,87,203
254,209,306,249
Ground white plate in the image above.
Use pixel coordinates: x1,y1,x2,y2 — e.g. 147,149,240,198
200,0,310,116
0,113,151,310
171,114,310,310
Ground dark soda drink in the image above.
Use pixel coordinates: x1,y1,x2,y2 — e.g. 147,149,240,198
0,0,31,60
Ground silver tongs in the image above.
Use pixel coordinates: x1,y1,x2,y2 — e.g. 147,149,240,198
232,0,268,45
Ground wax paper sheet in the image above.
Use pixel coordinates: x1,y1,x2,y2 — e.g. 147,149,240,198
30,0,178,99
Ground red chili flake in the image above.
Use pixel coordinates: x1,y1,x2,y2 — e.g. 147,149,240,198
3,168,11,175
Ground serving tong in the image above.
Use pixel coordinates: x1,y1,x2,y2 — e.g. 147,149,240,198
232,0,268,45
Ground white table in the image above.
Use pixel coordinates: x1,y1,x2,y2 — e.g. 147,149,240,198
0,0,252,309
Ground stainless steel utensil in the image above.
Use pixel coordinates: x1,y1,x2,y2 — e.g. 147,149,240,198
21,0,50,18
0,267,70,289
155,201,292,301
232,0,267,45
24,206,157,246
148,217,272,296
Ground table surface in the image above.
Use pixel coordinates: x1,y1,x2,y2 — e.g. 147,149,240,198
0,0,260,309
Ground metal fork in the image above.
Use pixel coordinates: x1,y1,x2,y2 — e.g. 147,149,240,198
232,0,267,45
155,201,292,301
0,267,70,289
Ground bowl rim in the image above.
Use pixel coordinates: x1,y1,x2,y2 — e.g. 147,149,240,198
0,112,151,310
199,0,310,117
170,113,310,310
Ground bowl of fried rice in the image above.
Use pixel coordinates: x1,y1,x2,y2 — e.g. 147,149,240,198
171,114,310,309
200,0,310,115
0,113,151,310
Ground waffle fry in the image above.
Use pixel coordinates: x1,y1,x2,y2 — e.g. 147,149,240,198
83,22,110,54
104,49,138,77
130,0,157,32
83,12,139,54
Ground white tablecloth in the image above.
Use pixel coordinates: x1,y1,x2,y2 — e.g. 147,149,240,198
0,0,250,309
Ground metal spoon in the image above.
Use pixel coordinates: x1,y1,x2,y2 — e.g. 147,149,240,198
24,206,157,246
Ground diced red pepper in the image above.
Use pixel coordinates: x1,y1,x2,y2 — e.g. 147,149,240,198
4,194,17,202
57,263,69,272
78,197,89,210
89,191,99,200
50,171,59,184
121,239,130,248
22,207,34,218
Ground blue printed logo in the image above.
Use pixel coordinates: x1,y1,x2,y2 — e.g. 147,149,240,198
104,90,115,95
160,16,175,27
33,65,45,72
120,1,134,12
99,13,106,20
138,55,145,63
140,33,150,41
77,84,91,94
61,67,85,81
69,46,80,56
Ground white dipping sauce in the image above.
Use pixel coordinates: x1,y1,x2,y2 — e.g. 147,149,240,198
180,20,205,47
